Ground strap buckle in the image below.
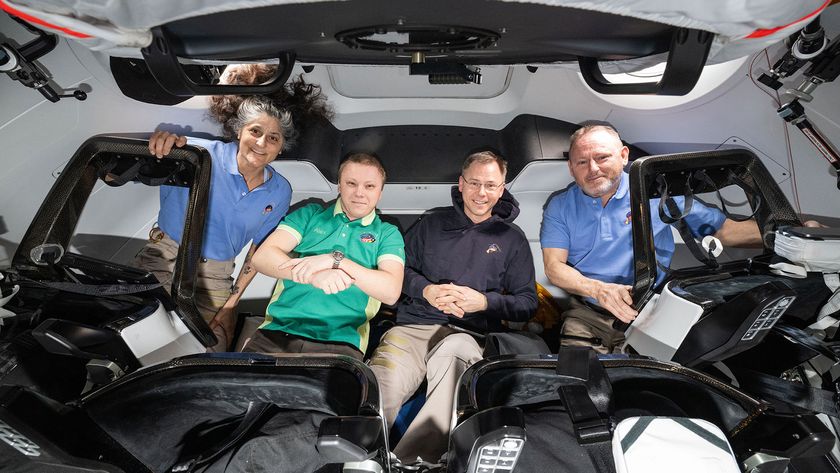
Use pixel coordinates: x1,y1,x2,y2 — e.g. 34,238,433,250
574,418,612,444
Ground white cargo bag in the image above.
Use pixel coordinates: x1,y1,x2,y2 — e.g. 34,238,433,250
612,416,740,473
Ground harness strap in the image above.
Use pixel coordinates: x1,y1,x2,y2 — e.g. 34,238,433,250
170,401,274,473
555,348,616,473
100,159,143,187
693,169,761,222
733,368,840,418
657,174,719,269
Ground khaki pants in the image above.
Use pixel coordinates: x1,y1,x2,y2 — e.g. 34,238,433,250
559,297,626,354
134,232,234,324
240,329,363,361
368,324,483,463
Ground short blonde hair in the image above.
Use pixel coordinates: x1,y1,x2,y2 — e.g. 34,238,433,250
338,153,387,185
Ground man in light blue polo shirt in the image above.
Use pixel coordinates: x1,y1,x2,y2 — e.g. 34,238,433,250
540,124,762,353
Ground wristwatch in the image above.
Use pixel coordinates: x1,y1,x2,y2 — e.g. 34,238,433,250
331,249,345,269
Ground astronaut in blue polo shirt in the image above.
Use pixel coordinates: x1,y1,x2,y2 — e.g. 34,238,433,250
540,124,763,353
136,95,295,351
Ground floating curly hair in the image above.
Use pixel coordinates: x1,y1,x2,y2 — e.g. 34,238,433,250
208,64,334,144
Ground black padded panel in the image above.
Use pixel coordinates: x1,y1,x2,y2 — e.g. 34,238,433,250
459,359,755,433
342,125,502,182
81,356,380,471
161,0,677,64
111,57,189,105
285,114,579,183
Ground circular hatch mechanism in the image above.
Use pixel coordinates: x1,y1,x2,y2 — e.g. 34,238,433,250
336,23,499,84
336,23,500,55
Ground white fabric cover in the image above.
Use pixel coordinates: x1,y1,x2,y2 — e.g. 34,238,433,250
774,231,840,273
612,416,741,473
5,0,831,64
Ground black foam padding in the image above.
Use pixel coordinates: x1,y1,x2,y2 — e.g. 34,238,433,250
285,114,579,183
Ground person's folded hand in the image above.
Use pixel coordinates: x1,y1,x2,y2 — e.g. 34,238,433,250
310,269,354,294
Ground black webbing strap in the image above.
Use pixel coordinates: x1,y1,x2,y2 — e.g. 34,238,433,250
137,160,183,186
558,383,611,444
100,159,144,187
656,174,694,225
656,174,719,270
556,346,591,381
579,432,616,473
556,348,616,473
736,324,840,417
733,368,840,418
773,323,840,363
99,157,187,188
692,169,761,222
170,401,273,473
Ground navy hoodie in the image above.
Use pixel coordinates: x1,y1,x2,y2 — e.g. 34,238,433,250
396,186,538,332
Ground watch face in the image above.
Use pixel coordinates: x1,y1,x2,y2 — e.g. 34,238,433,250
332,249,344,269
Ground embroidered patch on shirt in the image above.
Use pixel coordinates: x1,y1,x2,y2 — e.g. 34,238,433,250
263,204,274,215
486,243,501,254
360,232,376,243
624,211,632,225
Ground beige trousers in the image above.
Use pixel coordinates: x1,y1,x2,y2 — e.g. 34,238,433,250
241,328,363,361
559,296,626,354
134,232,234,351
368,324,483,463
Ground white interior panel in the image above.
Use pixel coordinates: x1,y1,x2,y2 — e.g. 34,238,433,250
329,65,513,98
624,286,704,360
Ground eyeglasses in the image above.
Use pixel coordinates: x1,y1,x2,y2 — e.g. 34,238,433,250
463,178,502,192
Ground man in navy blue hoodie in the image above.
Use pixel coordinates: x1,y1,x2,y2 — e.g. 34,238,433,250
369,151,538,463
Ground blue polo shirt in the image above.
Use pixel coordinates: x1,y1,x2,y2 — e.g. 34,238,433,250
157,137,292,260
540,172,725,292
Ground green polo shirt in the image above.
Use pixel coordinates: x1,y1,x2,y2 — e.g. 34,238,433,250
261,201,405,352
